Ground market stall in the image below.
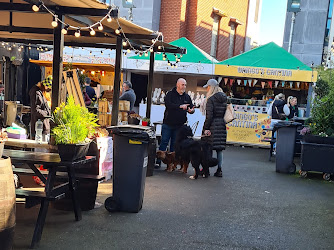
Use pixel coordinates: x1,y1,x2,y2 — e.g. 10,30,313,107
214,42,318,146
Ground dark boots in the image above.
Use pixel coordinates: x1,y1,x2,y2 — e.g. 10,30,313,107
214,167,222,177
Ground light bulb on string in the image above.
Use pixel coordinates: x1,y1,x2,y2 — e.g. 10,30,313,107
89,51,92,55
8,47,11,51
158,46,162,50
37,47,40,51
51,15,58,28
62,24,69,35
1,42,4,46
115,27,121,35
139,52,143,57
101,51,104,55
13,44,16,47
18,48,21,52
98,22,103,31
107,14,112,22
145,52,148,57
163,57,166,61
32,3,42,12
90,27,96,36
122,41,127,46
21,45,24,49
75,28,81,38
29,46,32,50
149,48,154,53
151,39,155,44
124,52,127,56
127,49,131,53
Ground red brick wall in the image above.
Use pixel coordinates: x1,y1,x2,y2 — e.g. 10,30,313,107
159,0,249,61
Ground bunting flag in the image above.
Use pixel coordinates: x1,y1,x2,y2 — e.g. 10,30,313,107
244,80,247,86
268,81,273,89
229,79,234,86
261,81,266,89
275,80,279,88
248,79,252,87
237,79,241,85
282,81,285,87
253,79,258,87
289,81,293,88
224,78,228,85
297,82,300,88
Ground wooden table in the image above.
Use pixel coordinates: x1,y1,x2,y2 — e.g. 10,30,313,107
5,138,57,150
3,149,95,248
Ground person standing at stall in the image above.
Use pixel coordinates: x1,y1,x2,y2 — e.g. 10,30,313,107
287,96,299,119
119,81,136,111
267,93,290,128
85,77,97,103
155,78,195,169
29,75,52,141
201,79,227,177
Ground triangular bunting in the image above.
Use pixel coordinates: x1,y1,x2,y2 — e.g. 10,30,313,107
275,80,279,88
237,79,241,85
253,79,258,87
244,80,247,86
229,79,234,86
289,81,293,88
268,81,273,88
261,82,265,89
297,82,300,88
224,78,228,85
282,81,285,87
248,79,252,87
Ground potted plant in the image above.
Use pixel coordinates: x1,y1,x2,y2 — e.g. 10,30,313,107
128,111,141,125
52,95,99,161
141,117,150,126
299,79,334,180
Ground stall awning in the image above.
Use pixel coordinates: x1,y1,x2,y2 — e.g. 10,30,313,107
215,42,317,82
29,59,115,72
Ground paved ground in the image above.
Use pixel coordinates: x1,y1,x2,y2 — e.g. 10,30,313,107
14,146,334,250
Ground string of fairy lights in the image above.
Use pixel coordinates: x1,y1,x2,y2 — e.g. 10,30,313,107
30,0,180,60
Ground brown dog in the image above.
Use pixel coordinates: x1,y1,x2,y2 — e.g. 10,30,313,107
156,150,180,172
156,151,188,173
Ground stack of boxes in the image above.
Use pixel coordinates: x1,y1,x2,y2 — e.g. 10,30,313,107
98,100,130,126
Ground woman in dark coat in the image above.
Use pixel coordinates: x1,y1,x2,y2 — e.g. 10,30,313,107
201,79,227,177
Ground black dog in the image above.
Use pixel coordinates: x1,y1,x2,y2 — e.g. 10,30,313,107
174,125,218,179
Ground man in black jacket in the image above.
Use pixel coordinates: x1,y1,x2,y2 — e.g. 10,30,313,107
155,78,195,168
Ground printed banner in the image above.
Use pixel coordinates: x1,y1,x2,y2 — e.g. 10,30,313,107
227,111,272,145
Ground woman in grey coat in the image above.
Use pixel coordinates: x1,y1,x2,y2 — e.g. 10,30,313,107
201,79,227,177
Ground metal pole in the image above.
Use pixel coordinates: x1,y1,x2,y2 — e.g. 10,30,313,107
288,12,296,53
146,51,155,119
111,37,123,126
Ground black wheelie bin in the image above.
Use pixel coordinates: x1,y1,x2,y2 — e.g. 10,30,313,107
105,125,155,213
274,121,301,174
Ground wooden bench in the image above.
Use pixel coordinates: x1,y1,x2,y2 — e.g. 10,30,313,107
13,167,105,181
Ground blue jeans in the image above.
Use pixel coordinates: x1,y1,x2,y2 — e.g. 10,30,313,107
216,150,223,169
156,124,181,164
159,124,180,152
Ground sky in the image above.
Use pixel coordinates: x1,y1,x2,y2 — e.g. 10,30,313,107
258,0,288,46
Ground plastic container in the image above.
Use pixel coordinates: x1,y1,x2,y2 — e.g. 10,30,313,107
105,125,155,213
35,119,43,143
274,121,301,174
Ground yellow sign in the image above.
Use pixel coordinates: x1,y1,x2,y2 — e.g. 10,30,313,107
129,139,142,145
227,112,272,146
215,65,317,82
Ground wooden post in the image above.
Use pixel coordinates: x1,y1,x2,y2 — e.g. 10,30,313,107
111,37,123,125
146,51,155,119
51,14,64,112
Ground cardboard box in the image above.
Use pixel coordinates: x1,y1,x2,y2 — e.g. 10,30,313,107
98,100,109,113
119,100,130,111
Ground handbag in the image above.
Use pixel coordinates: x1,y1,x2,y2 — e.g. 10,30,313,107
275,106,287,120
224,103,235,123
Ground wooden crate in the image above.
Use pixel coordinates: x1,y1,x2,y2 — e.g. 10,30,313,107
98,100,109,113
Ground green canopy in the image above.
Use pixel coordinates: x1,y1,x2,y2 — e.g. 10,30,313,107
218,42,311,71
129,37,218,64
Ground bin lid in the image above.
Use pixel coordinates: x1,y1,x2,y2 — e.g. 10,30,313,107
274,121,301,128
108,125,156,141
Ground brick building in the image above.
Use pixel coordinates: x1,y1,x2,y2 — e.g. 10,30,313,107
159,0,251,61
